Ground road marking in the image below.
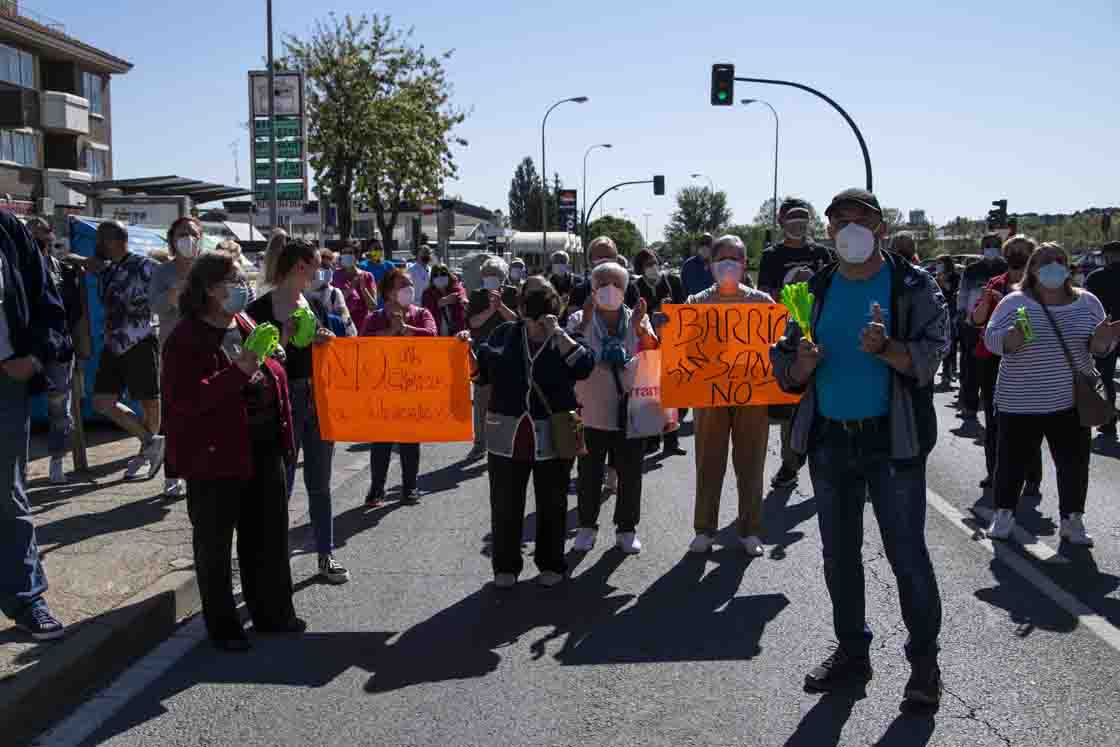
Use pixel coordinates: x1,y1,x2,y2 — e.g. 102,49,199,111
969,504,1069,565
926,488,1120,654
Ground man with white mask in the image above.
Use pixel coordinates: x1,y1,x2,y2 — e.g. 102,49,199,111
771,188,948,707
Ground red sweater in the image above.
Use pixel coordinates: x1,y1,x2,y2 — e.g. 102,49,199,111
360,305,437,337
162,314,295,480
421,284,468,335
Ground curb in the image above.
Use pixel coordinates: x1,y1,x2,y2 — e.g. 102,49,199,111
0,570,201,747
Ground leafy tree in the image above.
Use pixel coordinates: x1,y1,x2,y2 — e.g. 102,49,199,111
284,13,465,254
722,223,769,267
664,186,732,260
586,215,643,258
506,157,559,231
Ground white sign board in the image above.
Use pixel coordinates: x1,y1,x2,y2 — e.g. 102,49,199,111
97,197,190,227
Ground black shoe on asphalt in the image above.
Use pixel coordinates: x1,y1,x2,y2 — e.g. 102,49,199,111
804,647,873,693
212,636,252,652
401,489,423,504
365,489,386,508
662,437,687,456
14,603,65,641
255,617,308,634
1099,424,1117,439
904,662,943,706
771,466,799,490
979,476,993,489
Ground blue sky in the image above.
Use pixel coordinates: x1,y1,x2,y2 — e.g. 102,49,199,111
50,0,1118,241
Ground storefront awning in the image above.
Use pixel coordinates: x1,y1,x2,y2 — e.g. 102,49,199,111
62,176,252,205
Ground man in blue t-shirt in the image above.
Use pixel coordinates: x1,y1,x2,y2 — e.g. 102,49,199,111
771,188,948,708
358,238,396,285
680,233,715,297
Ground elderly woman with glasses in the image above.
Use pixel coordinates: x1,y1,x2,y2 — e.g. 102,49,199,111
466,257,520,457
688,235,775,557
566,261,657,554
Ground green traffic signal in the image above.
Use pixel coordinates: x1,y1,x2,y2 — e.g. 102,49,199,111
711,63,735,106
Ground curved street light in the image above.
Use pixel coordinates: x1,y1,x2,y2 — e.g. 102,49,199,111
741,98,780,230
582,143,612,247
541,96,589,254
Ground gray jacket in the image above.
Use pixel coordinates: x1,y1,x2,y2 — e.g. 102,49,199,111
770,251,949,460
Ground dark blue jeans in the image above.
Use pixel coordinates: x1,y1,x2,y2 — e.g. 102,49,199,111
808,417,942,663
0,376,46,619
287,379,335,556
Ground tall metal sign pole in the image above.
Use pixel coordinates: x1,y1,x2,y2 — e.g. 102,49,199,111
266,0,279,229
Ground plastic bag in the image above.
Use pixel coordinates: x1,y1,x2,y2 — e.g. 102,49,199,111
627,350,668,438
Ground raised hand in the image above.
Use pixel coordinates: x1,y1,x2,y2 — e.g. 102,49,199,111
631,297,648,332
860,303,888,354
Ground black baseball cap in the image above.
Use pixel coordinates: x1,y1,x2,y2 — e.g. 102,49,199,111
825,188,882,218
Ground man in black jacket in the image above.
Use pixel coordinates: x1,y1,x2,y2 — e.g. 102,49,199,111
956,233,1007,419
0,209,71,640
1086,241,1120,437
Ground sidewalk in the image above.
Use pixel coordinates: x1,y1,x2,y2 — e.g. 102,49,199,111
0,424,369,744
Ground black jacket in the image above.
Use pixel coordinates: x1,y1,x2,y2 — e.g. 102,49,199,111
635,272,685,313
476,321,594,418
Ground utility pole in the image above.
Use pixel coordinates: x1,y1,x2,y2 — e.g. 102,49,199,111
266,0,279,229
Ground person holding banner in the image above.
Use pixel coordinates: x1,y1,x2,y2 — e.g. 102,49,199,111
164,251,302,651
567,262,657,555
687,235,774,557
361,269,438,505
473,277,595,588
771,188,946,706
246,239,348,586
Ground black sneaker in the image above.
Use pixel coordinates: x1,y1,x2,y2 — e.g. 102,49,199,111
14,603,65,641
804,647,872,692
401,489,423,504
318,554,351,584
904,662,942,706
771,466,799,489
1020,482,1042,499
1099,424,1117,439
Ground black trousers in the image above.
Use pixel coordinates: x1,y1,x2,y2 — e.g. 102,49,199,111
187,438,295,641
370,443,420,494
578,428,644,533
959,324,982,413
995,409,1090,517
1099,351,1118,426
488,453,572,577
980,356,1042,484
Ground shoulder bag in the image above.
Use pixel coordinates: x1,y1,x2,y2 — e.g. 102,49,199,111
1038,300,1115,427
530,376,587,459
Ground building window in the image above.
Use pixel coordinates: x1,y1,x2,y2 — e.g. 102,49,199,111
0,130,38,167
82,72,104,116
0,43,34,89
83,146,107,178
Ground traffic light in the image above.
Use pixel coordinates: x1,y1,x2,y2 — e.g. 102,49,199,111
711,64,734,106
653,175,665,196
987,198,1008,230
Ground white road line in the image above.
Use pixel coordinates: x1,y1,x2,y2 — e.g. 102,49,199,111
969,504,1069,565
926,488,1120,654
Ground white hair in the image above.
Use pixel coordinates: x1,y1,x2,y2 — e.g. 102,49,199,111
713,234,746,261
550,250,570,264
591,261,629,288
480,256,509,278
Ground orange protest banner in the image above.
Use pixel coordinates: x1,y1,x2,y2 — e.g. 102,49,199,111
659,303,802,408
312,337,474,442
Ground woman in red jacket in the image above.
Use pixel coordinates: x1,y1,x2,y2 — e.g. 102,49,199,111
361,268,437,506
163,251,302,652
421,263,468,335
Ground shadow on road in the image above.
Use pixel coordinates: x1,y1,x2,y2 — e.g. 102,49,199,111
762,486,817,561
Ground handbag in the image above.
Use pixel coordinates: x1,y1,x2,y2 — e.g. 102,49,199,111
1037,301,1116,427
625,349,669,438
530,377,588,459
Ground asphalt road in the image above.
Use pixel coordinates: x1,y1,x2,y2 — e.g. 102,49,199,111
42,383,1120,747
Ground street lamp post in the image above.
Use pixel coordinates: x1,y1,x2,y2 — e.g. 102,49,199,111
582,143,612,248
541,96,589,255
690,173,715,192
266,0,278,229
642,211,651,247
741,98,779,230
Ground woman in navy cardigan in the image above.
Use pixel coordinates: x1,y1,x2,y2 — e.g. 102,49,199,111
474,277,595,589
163,251,302,651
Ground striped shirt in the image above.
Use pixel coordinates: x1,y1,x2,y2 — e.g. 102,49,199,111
984,290,1105,414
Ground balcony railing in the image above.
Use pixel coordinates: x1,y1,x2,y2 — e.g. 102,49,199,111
0,1,67,35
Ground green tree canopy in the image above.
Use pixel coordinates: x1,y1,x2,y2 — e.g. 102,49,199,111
586,215,644,259
664,186,732,261
506,157,558,231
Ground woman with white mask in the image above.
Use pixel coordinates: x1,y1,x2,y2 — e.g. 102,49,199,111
687,235,775,556
466,257,520,458
305,250,357,337
149,216,204,497
984,242,1119,545
332,240,378,331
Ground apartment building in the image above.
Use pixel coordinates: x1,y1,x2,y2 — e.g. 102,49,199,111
0,2,131,217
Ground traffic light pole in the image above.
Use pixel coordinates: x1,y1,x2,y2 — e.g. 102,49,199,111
582,180,654,253
735,76,873,192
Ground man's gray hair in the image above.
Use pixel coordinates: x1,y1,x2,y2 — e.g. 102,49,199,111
591,261,629,289
713,234,747,260
550,250,570,264
480,256,509,279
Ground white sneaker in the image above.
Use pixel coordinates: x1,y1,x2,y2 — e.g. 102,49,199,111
741,535,765,557
573,527,597,552
987,509,1016,540
494,573,517,589
689,533,714,553
48,457,67,485
538,571,564,587
617,532,642,554
603,467,618,495
1060,513,1094,546
123,456,149,481
164,478,187,497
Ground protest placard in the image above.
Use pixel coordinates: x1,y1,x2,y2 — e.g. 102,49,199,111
312,337,474,442
659,304,802,408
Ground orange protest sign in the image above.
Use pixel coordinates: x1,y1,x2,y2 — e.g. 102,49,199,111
312,337,474,442
659,304,802,408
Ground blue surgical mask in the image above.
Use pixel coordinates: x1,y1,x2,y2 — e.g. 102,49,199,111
1037,263,1069,290
223,284,249,314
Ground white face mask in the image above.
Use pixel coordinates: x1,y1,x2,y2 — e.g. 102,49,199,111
340,254,356,268
552,263,570,276
396,287,415,307
1037,263,1070,290
433,276,449,290
595,285,625,311
313,269,331,288
644,266,660,283
482,276,500,291
175,236,200,258
834,223,877,264
510,268,525,282
713,259,742,285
